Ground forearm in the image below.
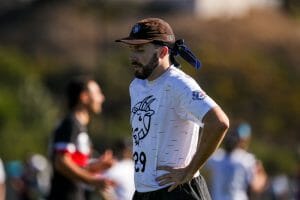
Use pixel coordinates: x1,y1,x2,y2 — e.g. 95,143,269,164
187,106,229,174
86,150,115,173
0,184,5,200
55,154,96,185
251,161,268,193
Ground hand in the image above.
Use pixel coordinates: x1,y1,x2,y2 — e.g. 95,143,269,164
98,150,115,171
99,185,118,200
156,165,194,192
88,150,116,173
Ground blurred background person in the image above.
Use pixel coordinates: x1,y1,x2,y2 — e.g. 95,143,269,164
48,76,115,200
101,138,135,200
270,173,294,200
205,122,268,200
0,158,5,200
291,147,300,200
20,153,52,200
0,1,299,199
5,161,24,200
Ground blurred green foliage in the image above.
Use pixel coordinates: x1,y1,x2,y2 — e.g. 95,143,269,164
283,0,300,17
0,1,299,177
0,48,58,160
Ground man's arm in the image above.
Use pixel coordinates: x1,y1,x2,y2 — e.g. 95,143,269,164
156,106,229,191
54,153,113,188
86,150,115,173
186,106,229,175
250,160,268,193
0,183,5,200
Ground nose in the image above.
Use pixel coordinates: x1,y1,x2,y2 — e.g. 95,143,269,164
100,93,105,103
130,55,136,62
130,51,138,62
96,92,105,104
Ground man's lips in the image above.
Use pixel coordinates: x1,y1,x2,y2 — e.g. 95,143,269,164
131,63,142,69
133,67,142,73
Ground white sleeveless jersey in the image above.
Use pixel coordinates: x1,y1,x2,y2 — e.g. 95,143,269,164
129,65,217,192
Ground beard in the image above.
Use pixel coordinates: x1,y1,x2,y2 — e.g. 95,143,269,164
132,53,159,80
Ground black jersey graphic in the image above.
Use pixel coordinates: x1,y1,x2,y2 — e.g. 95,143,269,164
131,95,156,146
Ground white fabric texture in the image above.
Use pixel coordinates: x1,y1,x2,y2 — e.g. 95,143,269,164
103,159,135,200
130,65,217,192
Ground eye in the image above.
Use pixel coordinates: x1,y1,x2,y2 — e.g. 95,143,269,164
130,46,145,53
131,49,144,53
136,49,144,53
139,116,142,121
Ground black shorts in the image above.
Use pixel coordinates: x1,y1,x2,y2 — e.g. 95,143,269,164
133,175,212,200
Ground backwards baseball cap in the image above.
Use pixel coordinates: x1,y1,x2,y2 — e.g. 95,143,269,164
115,18,175,45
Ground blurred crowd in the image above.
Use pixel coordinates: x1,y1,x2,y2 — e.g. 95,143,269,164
0,123,300,200
0,1,299,200
0,137,135,200
203,123,300,200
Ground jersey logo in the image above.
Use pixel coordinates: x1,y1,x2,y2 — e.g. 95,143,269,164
192,90,206,100
131,95,156,146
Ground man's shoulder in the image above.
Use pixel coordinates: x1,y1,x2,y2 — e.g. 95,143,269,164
55,115,74,130
233,149,256,166
130,78,143,88
168,66,199,90
169,66,190,79
52,114,79,138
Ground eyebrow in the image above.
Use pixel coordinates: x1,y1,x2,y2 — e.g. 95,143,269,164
129,47,146,53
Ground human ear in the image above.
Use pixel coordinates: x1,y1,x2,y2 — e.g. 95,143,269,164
158,46,169,58
80,91,90,104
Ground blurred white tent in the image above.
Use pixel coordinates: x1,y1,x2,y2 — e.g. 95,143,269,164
195,0,281,19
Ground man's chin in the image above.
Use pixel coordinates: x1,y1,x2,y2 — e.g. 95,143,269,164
91,108,101,114
133,68,142,74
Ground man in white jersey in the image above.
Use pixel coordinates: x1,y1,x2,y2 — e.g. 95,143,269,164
116,18,229,200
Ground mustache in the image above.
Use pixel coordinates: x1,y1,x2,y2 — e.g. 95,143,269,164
131,61,142,67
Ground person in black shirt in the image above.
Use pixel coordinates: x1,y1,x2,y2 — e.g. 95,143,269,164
48,76,114,200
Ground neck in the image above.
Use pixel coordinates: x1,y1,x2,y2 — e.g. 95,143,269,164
147,58,171,81
73,108,90,126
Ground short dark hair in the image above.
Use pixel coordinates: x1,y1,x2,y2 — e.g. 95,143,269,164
66,76,93,110
223,123,252,153
223,129,240,153
112,138,132,160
